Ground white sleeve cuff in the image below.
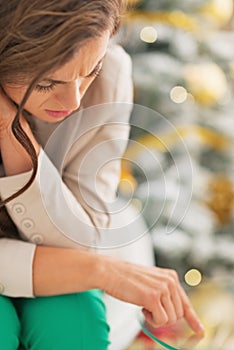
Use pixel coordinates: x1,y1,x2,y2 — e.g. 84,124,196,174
0,239,36,297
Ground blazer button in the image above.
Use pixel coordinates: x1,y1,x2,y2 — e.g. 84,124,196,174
21,219,34,231
31,234,44,245
12,203,26,215
0,283,5,294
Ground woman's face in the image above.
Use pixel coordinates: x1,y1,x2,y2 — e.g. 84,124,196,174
3,32,110,123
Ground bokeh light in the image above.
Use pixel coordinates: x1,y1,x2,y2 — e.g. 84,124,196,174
170,86,188,104
184,269,202,287
140,26,158,43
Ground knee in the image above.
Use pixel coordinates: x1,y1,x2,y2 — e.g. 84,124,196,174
75,290,110,348
0,296,20,350
17,290,110,350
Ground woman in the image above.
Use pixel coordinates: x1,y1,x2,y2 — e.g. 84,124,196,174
0,0,204,349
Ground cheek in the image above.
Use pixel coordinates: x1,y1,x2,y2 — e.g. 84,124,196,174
24,92,47,111
21,90,54,115
4,85,50,112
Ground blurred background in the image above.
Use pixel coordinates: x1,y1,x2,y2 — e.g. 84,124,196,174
117,0,234,348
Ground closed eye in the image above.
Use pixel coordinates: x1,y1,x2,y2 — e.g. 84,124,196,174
35,81,58,93
35,56,105,93
86,62,103,78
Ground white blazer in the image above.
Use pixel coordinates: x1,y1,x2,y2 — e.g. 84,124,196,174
0,45,133,297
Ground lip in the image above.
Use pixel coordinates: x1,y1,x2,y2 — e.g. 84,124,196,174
45,109,72,119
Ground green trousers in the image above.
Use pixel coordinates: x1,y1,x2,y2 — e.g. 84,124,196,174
0,290,110,350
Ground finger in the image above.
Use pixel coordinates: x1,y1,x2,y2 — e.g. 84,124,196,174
142,306,167,328
161,295,177,325
179,287,205,334
142,308,157,327
166,270,184,319
170,288,184,319
163,271,184,320
149,269,183,324
184,306,205,334
145,293,169,327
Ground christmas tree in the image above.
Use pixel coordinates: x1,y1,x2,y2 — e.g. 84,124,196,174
121,1,234,347
119,0,234,350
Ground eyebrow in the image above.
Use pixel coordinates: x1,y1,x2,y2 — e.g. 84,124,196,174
43,55,106,85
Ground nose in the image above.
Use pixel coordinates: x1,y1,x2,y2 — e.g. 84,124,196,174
57,79,81,111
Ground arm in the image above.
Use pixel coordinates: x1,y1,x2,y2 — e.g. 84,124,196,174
33,245,205,334
0,48,204,333
0,234,204,333
33,245,100,295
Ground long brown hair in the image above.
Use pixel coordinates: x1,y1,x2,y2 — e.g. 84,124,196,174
0,0,126,237
0,0,126,238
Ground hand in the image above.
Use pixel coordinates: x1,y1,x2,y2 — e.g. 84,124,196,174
98,256,205,334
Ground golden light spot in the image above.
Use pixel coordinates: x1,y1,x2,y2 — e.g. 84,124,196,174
140,26,158,43
185,269,202,287
170,86,188,104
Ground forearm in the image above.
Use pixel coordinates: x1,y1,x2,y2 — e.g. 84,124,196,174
33,245,101,296
32,244,204,334
0,120,40,176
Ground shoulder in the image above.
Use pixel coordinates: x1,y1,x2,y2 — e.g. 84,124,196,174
82,44,133,107
103,44,132,78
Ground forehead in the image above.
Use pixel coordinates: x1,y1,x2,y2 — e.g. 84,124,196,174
49,32,110,81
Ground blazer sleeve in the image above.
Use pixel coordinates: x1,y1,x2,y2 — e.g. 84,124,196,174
0,239,36,297
0,46,133,297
